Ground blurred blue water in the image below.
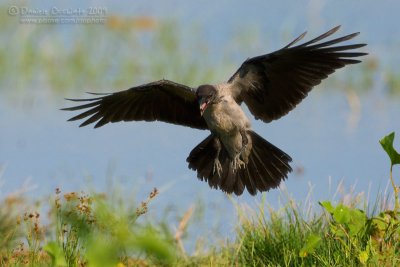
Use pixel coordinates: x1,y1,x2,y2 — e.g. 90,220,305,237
1,0,400,249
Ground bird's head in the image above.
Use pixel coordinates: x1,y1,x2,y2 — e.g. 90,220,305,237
196,85,217,116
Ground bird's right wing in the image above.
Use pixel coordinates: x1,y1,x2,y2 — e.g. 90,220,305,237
62,79,208,130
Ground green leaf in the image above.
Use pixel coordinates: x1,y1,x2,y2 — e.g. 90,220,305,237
86,236,121,267
132,228,176,265
319,201,335,213
359,250,369,264
348,209,367,236
380,132,400,166
43,241,67,267
333,204,351,224
299,234,322,258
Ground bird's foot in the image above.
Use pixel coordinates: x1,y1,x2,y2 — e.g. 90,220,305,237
231,154,246,173
239,144,248,156
213,158,223,177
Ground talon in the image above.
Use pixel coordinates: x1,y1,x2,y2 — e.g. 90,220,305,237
213,158,223,177
231,155,245,173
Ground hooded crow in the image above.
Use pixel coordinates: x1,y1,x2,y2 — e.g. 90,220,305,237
62,26,367,196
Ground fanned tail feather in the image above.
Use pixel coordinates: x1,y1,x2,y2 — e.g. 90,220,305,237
187,131,292,195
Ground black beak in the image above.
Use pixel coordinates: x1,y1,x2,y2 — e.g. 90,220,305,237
199,97,208,116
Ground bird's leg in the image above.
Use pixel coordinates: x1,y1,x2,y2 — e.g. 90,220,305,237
212,137,223,177
239,129,248,156
231,129,248,173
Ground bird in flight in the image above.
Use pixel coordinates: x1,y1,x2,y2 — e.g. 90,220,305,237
63,26,367,196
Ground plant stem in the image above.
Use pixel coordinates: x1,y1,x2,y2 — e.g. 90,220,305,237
390,164,399,215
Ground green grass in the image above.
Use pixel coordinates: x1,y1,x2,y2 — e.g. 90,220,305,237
2,132,399,266
1,180,399,266
1,185,399,266
231,198,400,266
1,188,177,266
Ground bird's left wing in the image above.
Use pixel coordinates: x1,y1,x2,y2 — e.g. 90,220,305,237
227,26,367,123
62,79,208,130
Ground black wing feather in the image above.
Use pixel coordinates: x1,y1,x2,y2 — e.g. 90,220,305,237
62,79,208,130
228,25,367,122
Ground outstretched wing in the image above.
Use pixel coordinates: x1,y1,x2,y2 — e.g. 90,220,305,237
62,79,208,130
228,25,367,123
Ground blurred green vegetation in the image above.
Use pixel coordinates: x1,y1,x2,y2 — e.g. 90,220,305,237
1,131,399,266
1,5,399,102
1,179,399,266
1,188,178,266
1,8,228,101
